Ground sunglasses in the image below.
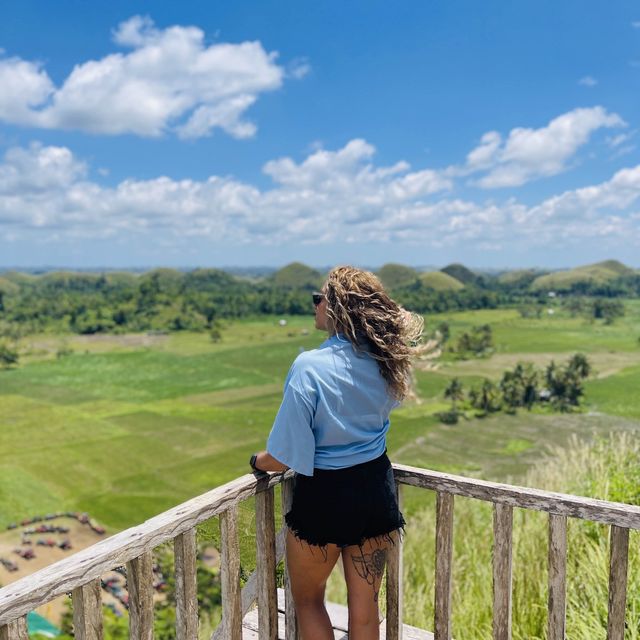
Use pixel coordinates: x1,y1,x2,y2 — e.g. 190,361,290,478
312,292,324,306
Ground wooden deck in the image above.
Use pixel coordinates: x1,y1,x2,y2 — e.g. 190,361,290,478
241,589,434,639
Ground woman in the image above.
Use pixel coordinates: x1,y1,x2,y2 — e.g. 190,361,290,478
250,266,424,640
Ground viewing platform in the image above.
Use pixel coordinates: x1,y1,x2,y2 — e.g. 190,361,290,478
1,464,639,639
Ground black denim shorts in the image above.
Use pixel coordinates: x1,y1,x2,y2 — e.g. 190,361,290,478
285,451,405,548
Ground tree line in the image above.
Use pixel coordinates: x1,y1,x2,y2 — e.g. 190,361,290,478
439,353,592,423
0,265,633,341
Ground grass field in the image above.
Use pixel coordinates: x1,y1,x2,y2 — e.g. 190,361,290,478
1,305,639,533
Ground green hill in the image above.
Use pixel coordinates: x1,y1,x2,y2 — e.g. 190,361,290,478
531,260,634,291
441,263,481,286
105,271,139,284
497,269,541,287
377,263,419,289
419,271,465,291
183,268,238,291
2,272,38,287
0,277,20,296
270,262,323,289
40,271,106,292
138,268,186,296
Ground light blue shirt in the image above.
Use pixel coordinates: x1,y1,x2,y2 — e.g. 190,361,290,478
266,334,399,476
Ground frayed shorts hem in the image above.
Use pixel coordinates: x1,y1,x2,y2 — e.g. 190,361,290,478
285,517,406,550
283,451,405,550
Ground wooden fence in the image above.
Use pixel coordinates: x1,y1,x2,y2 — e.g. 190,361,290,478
1,463,639,639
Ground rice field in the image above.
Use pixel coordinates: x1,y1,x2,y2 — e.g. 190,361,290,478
1,306,639,533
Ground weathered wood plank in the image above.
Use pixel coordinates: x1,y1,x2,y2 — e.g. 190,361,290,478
127,551,155,640
607,525,629,640
256,486,278,640
220,505,243,640
547,514,567,640
174,529,199,640
0,617,28,640
386,481,404,640
5,462,640,627
0,470,293,625
211,524,288,640
242,590,434,640
72,578,104,640
492,504,512,640
281,478,299,640
434,492,454,640
393,464,640,529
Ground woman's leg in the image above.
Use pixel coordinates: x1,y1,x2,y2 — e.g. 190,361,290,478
342,533,396,640
286,529,341,640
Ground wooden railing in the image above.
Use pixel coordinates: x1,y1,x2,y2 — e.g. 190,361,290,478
392,463,640,640
1,464,639,639
0,471,295,640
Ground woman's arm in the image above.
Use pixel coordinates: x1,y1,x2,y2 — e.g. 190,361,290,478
253,450,289,473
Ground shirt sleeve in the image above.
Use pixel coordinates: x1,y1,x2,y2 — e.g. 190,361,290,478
266,362,316,476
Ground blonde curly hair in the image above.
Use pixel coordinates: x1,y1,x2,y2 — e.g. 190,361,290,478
323,265,428,401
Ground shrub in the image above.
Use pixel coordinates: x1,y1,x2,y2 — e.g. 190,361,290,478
0,341,19,368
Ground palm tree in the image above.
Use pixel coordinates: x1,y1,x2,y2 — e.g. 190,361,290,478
470,379,501,415
567,353,591,379
444,377,464,411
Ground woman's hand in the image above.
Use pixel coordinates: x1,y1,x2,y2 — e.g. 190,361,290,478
252,451,289,473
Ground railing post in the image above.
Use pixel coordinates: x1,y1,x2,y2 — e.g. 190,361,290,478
281,477,299,640
0,617,28,640
547,514,567,640
72,578,104,640
386,480,404,640
220,504,243,640
434,492,454,640
607,525,629,640
174,529,199,639
492,504,513,640
126,551,155,640
256,485,278,640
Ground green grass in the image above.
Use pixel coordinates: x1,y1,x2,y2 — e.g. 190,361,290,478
1,308,638,638
1,309,639,532
585,364,640,419
327,433,640,638
430,303,640,356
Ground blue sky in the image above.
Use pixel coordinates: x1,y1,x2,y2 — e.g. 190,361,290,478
1,0,639,269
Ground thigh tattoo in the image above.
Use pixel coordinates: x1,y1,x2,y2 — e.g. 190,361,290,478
350,548,387,600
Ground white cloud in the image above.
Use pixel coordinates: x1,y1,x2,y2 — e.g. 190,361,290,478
112,14,157,47
578,76,598,87
461,107,626,188
0,139,452,242
1,139,639,252
0,16,289,139
607,132,632,148
0,58,54,125
287,58,311,80
606,131,637,158
464,131,502,171
525,165,640,224
0,143,86,195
